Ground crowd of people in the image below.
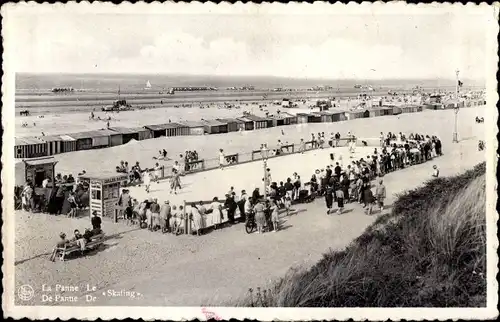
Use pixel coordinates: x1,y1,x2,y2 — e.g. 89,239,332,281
17,172,89,216
114,131,443,236
19,127,444,240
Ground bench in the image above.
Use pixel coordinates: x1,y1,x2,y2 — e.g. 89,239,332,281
52,233,106,261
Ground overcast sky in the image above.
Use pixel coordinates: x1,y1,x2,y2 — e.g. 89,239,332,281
5,4,494,80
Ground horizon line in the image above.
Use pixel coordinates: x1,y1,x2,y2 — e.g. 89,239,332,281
16,72,485,82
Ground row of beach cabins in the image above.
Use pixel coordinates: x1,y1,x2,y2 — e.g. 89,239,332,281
15,100,483,160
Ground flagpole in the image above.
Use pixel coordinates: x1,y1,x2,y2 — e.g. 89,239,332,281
452,70,459,143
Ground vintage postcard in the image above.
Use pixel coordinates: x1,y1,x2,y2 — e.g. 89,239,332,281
2,1,499,321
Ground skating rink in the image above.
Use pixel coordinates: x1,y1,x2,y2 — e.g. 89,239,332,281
127,146,373,207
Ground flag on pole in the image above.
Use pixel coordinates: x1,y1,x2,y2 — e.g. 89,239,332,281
458,80,463,87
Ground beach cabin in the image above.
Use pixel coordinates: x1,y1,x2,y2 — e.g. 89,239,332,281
314,111,334,123
67,131,93,150
58,135,77,153
166,123,190,137
369,108,384,117
347,110,365,120
307,113,322,123
401,105,421,113
392,106,403,115
15,137,47,159
270,112,296,126
135,127,151,140
44,135,63,156
144,124,170,138
216,118,241,132
284,112,297,124
244,114,268,130
296,113,310,124
236,117,255,131
330,111,347,122
69,129,114,151
381,107,394,116
202,119,228,134
108,127,139,146
15,156,58,187
179,121,205,135
363,110,370,118
264,116,274,128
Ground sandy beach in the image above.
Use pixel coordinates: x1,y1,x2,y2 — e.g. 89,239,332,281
31,107,484,178
14,105,486,306
14,136,485,306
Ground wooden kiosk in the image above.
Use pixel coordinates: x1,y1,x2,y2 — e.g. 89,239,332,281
78,173,128,222
15,156,58,188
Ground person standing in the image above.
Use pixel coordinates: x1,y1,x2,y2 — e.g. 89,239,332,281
324,183,334,214
198,201,207,229
299,138,306,153
154,163,162,183
91,210,102,230
219,149,226,170
238,190,248,222
170,169,182,194
270,199,280,232
244,196,253,222
253,200,266,234
375,179,386,212
150,199,161,231
284,178,294,201
363,184,375,215
67,192,77,218
159,201,171,233
190,203,203,236
143,169,151,193
334,162,342,180
210,197,223,230
335,187,345,214
224,193,236,224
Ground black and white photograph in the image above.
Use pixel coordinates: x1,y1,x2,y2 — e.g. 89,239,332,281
2,2,498,321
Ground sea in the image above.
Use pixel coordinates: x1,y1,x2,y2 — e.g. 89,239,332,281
15,73,483,92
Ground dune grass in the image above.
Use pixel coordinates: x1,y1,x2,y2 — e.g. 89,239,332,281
239,162,486,307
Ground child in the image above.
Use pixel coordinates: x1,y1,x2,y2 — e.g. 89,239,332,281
335,188,344,215
169,205,178,233
154,163,162,183
432,165,440,178
271,200,280,232
67,192,77,218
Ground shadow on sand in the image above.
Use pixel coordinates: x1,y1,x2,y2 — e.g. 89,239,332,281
15,227,140,266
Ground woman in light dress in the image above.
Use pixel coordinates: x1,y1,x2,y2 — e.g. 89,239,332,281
219,149,226,170
253,200,266,234
142,169,151,193
431,141,437,158
210,197,223,230
190,203,203,236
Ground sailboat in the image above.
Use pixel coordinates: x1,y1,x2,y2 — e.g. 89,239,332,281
145,80,152,90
